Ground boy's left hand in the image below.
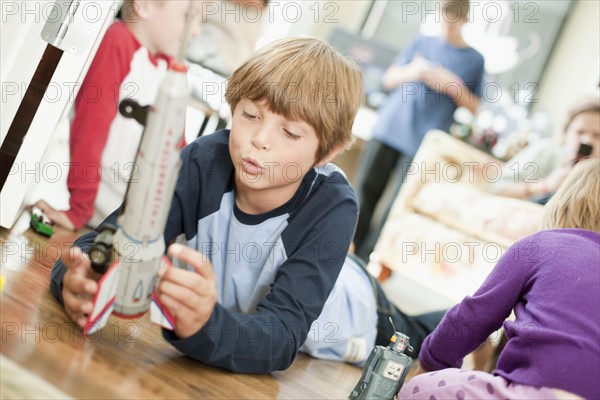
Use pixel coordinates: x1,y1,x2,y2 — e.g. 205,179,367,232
156,244,217,339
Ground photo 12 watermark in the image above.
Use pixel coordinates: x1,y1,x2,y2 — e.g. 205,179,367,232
1,1,121,24
1,321,140,344
400,240,504,265
200,1,340,24
396,1,540,24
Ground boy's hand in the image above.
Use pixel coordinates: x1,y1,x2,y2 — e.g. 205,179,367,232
61,246,100,328
422,66,463,96
157,244,217,339
408,56,431,81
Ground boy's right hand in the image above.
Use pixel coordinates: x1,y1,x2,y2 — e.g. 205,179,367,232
61,246,100,328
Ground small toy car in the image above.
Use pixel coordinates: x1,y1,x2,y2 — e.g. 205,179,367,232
30,206,55,237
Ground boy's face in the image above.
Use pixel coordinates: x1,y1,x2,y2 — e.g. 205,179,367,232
143,0,202,57
440,16,467,44
229,100,321,209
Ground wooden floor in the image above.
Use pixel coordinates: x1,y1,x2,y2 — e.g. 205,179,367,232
0,226,363,399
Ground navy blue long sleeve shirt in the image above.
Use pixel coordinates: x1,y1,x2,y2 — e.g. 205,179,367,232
51,130,361,373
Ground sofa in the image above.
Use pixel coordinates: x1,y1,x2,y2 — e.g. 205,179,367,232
373,131,545,307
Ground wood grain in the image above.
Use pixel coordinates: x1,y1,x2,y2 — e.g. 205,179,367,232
0,227,362,399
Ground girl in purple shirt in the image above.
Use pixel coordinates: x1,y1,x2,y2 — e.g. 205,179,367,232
399,158,600,400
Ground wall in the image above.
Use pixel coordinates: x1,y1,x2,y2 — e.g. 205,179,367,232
535,0,600,131
297,0,372,41
257,0,371,46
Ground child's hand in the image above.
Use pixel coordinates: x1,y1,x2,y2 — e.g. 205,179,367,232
157,244,217,339
543,163,573,194
409,56,431,81
33,200,76,231
422,66,463,96
61,246,99,328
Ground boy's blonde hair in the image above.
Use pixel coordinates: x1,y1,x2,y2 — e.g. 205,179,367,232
225,37,364,163
541,158,600,233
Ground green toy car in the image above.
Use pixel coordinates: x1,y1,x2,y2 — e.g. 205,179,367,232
30,206,55,237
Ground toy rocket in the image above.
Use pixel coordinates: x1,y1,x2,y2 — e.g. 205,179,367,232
83,5,195,336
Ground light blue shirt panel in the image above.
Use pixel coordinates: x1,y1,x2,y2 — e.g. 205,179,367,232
187,191,289,314
300,256,378,365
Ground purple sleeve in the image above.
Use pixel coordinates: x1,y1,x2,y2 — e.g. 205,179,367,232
419,240,535,371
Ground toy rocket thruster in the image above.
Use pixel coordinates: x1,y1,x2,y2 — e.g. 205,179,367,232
83,5,195,336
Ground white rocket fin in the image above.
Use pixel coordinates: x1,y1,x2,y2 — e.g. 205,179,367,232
84,260,120,336
150,256,176,330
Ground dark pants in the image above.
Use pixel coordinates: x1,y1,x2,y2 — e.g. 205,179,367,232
348,254,446,359
353,139,414,262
